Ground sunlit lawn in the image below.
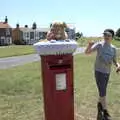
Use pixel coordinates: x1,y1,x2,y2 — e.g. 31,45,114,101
0,54,120,120
77,37,120,48
0,45,35,58
0,37,119,58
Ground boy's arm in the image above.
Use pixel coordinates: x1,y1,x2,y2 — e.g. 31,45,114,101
113,60,120,73
85,41,99,54
113,49,120,72
113,59,120,67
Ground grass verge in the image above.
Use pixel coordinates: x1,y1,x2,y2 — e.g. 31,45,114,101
0,54,120,120
0,45,35,58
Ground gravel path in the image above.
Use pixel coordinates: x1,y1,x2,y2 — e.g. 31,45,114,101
0,54,40,69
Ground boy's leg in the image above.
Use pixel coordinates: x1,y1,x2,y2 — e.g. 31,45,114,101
97,102,104,120
95,71,109,109
95,71,111,119
99,96,107,110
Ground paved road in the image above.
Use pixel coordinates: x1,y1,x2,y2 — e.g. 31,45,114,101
0,54,40,69
0,47,85,70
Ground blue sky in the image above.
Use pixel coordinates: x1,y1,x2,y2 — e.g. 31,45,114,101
1,0,120,36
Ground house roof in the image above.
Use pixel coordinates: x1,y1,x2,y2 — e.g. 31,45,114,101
0,22,11,28
20,27,33,32
37,28,50,32
19,27,50,32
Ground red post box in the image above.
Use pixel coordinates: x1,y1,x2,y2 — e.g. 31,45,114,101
34,40,78,120
41,54,74,120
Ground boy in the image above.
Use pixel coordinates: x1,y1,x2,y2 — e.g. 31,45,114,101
85,29,120,120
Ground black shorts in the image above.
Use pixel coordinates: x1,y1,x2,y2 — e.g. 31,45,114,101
95,71,110,97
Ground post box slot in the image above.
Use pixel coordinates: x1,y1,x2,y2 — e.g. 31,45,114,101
49,64,71,70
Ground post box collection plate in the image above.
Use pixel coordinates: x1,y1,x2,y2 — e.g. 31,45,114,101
56,73,66,90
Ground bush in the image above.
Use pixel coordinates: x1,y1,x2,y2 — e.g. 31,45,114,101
114,36,120,41
13,40,27,45
116,28,120,37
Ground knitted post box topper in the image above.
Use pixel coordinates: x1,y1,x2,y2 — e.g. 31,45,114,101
47,22,68,41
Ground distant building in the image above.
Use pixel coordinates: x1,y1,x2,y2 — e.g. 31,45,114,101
12,24,49,45
66,24,76,39
0,16,12,45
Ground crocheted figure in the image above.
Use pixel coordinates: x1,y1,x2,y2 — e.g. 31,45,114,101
47,22,68,40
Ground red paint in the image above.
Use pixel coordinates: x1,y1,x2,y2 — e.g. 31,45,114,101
41,54,74,120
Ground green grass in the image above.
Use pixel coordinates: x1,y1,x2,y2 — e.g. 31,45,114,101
0,38,119,58
112,40,120,48
0,54,120,120
77,37,102,46
77,37,120,48
0,45,35,58
74,54,120,120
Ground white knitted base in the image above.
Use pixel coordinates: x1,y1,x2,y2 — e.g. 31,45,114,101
33,40,78,55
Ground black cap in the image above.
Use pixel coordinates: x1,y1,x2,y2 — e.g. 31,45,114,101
103,29,115,37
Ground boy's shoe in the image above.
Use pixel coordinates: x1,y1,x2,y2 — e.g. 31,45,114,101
103,109,112,120
97,102,104,120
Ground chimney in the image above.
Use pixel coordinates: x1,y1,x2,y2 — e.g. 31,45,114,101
24,25,28,28
16,24,19,28
4,16,8,23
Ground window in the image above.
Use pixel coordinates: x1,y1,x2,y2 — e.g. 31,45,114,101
26,32,29,38
39,32,43,39
1,36,5,39
24,32,29,39
30,32,34,39
0,36,5,45
35,32,39,38
37,32,39,38
6,28,10,36
6,37,10,44
24,32,26,38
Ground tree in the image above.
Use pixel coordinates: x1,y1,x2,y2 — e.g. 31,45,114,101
75,32,83,40
50,23,52,28
32,22,37,29
16,23,19,28
80,32,83,37
24,25,28,28
116,28,120,37
32,22,37,42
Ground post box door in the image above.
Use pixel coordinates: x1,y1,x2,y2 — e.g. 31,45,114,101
53,69,74,120
41,55,74,120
